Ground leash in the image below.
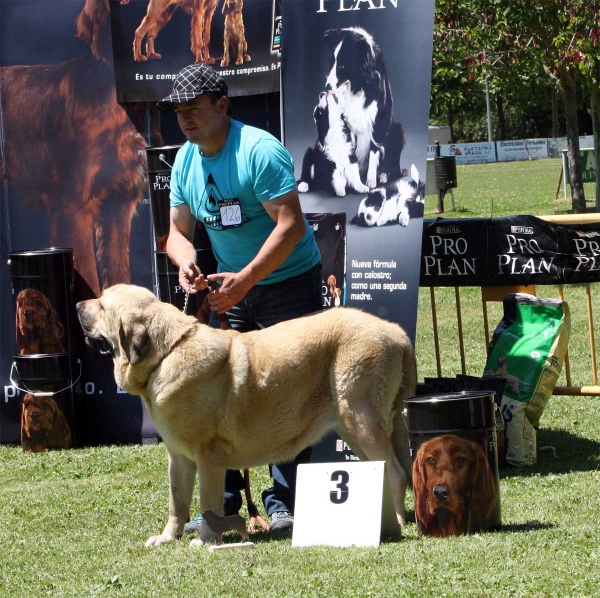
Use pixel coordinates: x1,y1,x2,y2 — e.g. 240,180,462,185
182,277,268,532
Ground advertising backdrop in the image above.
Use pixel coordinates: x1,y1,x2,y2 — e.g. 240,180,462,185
282,0,435,341
0,0,157,445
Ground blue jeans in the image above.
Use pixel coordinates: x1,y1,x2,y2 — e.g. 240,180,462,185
209,264,323,517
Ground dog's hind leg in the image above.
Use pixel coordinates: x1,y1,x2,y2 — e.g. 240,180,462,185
383,121,405,183
146,449,196,547
337,419,409,527
298,147,316,193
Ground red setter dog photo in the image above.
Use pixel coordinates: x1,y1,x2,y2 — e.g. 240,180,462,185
15,289,65,355
413,434,498,537
21,393,72,452
0,0,148,297
125,0,220,64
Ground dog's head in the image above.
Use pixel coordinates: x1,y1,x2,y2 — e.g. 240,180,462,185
352,189,386,227
413,435,498,527
21,393,61,435
76,284,197,390
75,0,112,63
324,27,381,103
16,289,53,334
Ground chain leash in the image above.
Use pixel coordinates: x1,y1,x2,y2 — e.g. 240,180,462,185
182,285,192,315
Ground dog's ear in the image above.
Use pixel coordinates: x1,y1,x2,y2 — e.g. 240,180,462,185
324,29,343,50
469,443,498,519
413,448,434,525
46,399,72,450
51,309,65,342
118,309,150,366
20,399,30,442
351,213,367,227
16,306,25,349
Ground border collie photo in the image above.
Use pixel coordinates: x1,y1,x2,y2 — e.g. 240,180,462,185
298,27,405,196
298,91,369,197
322,26,405,190
352,164,425,227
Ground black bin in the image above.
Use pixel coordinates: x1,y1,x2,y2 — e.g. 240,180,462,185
9,248,77,355
10,352,81,451
404,391,501,537
146,146,181,251
434,156,458,191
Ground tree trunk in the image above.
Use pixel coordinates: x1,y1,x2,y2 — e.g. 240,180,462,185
448,104,455,143
590,62,600,212
552,85,559,139
496,95,506,140
557,66,586,213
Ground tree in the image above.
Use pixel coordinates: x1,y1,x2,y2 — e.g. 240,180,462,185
434,0,600,213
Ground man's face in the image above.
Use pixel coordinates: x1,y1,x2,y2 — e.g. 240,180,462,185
174,95,226,145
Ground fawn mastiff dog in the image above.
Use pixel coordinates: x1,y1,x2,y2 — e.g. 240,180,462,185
77,284,416,545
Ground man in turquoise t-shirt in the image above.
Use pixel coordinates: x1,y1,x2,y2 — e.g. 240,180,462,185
159,64,322,536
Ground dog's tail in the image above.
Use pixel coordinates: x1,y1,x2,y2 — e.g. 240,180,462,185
391,342,417,483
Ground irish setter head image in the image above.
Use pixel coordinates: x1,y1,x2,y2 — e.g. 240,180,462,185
21,393,72,453
15,289,65,355
413,435,498,537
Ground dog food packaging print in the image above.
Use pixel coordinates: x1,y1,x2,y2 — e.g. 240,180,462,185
404,392,502,537
8,248,80,452
484,294,571,466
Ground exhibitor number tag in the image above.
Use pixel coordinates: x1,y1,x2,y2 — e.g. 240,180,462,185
219,198,243,228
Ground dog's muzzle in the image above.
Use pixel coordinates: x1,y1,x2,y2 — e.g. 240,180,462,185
84,335,113,356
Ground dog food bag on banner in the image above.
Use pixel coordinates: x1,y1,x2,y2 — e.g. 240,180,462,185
306,213,347,309
483,294,570,466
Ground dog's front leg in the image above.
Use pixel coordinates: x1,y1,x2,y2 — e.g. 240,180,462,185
367,149,381,189
189,463,226,547
145,450,196,547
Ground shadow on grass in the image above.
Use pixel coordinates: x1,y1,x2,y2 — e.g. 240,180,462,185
498,521,555,534
499,428,600,479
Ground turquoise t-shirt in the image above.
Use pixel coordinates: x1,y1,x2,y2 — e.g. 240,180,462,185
170,120,320,284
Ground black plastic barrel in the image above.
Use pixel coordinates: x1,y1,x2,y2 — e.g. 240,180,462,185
9,248,77,355
11,352,81,451
434,156,458,191
146,145,182,251
404,391,501,537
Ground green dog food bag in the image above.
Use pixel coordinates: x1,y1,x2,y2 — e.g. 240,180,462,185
483,294,570,466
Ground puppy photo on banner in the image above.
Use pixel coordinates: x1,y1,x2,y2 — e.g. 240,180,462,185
282,0,435,338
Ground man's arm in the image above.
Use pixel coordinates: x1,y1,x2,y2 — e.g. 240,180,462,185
206,189,307,313
166,204,207,292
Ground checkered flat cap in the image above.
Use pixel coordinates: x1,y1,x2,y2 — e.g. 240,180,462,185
158,64,228,109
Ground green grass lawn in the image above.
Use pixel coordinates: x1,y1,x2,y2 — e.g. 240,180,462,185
427,157,598,218
1,158,598,597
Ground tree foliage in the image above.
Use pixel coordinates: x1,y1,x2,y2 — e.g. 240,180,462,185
431,0,600,212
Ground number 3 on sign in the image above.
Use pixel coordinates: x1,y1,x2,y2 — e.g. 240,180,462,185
292,462,385,547
330,470,349,504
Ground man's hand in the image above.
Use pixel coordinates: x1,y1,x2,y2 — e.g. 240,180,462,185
179,260,208,294
206,272,252,314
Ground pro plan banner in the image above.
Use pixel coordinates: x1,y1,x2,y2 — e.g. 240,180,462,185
282,0,435,341
420,216,600,287
110,0,281,102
